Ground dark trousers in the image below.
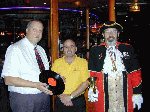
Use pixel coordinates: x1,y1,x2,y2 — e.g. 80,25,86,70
54,94,86,112
0,78,11,112
9,92,50,112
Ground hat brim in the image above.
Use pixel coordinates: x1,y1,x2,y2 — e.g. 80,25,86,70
100,22,123,33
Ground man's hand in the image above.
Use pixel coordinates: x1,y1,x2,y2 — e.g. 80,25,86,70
88,87,99,102
59,94,73,106
35,82,53,95
132,94,143,110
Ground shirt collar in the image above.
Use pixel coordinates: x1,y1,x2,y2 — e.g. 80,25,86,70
100,41,121,49
62,55,77,64
24,37,37,50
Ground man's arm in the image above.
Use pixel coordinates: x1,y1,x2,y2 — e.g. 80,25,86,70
4,76,53,95
58,80,89,106
70,80,89,99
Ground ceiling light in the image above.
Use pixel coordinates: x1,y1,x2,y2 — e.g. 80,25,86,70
129,1,140,12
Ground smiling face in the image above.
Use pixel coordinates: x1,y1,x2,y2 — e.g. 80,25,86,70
26,20,44,45
63,39,77,58
102,28,119,46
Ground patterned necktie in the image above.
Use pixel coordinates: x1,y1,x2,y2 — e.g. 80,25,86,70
108,46,117,72
34,47,45,72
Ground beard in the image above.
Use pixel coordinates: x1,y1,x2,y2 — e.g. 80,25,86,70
107,36,115,42
106,36,117,46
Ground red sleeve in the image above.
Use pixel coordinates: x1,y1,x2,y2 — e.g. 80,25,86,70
128,70,142,94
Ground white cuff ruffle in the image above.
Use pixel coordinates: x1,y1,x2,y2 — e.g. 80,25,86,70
132,94,143,110
88,87,99,102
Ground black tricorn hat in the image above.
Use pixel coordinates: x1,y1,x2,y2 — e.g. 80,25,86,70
39,70,65,95
100,21,123,33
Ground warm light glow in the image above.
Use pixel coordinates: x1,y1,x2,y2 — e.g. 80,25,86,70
130,2,140,12
91,23,103,33
0,32,5,36
74,1,80,6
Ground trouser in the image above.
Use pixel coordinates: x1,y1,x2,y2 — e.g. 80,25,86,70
54,94,86,112
9,92,50,112
0,78,11,112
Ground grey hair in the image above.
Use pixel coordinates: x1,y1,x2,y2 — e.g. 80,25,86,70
26,20,43,29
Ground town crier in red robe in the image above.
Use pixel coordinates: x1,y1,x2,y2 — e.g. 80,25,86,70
88,21,143,112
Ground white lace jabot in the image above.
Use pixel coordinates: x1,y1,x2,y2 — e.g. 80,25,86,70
103,46,126,77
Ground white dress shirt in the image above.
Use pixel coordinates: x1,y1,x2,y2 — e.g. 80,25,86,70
1,37,49,94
